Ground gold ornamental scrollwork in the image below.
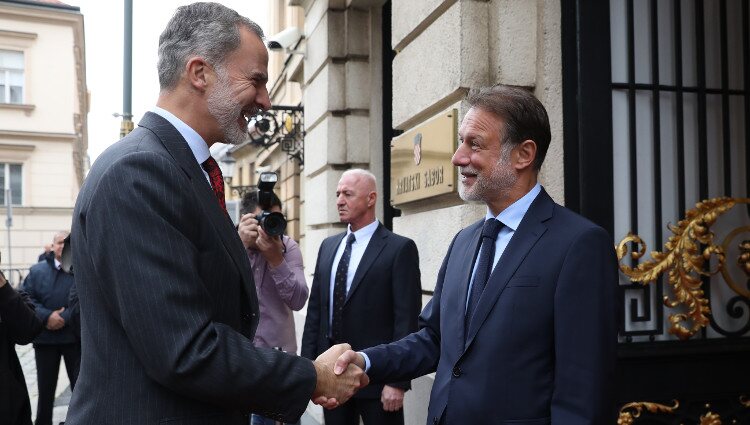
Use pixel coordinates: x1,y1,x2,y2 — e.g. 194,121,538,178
616,197,750,340
617,400,679,425
724,234,750,297
699,411,722,425
618,397,750,424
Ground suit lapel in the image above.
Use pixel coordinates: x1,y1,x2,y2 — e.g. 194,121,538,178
456,221,483,343
463,190,554,350
138,113,258,311
345,224,387,304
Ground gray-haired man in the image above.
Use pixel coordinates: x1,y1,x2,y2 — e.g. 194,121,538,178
66,3,366,424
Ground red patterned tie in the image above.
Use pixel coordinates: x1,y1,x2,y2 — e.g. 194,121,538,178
201,157,228,216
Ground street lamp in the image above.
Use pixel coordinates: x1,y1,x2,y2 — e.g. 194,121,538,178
218,155,235,185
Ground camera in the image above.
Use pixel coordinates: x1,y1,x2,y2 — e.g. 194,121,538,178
266,27,302,52
255,172,287,237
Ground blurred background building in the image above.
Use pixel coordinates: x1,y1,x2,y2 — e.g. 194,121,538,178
0,0,87,285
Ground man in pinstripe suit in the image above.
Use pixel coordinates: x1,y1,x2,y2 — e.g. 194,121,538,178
66,4,366,424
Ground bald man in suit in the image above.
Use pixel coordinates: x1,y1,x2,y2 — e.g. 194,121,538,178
303,169,422,425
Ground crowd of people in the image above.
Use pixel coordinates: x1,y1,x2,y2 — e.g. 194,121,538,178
0,2,619,425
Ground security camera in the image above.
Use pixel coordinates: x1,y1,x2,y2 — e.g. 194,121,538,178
267,27,302,53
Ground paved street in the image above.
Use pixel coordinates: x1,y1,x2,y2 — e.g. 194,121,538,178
16,344,70,424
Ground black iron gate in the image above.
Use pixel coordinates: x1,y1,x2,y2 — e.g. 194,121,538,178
563,0,750,422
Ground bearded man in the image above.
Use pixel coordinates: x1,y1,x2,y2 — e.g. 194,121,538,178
334,85,619,424
66,3,366,424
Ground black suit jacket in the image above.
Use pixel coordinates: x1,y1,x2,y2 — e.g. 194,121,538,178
364,190,619,424
66,113,316,425
302,223,421,399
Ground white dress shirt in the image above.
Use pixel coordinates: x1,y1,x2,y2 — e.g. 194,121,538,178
151,106,212,184
328,219,380,328
465,183,542,311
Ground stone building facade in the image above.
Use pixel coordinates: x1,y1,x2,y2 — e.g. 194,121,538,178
0,0,87,284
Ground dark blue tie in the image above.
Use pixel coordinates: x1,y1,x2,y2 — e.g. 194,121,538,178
331,233,356,342
465,219,504,335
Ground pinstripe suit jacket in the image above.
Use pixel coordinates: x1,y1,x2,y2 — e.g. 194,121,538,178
66,112,316,425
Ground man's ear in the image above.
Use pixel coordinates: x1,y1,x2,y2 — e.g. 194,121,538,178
368,191,377,208
514,140,537,170
185,56,210,92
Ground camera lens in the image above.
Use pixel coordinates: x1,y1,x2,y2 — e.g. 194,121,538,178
260,211,287,237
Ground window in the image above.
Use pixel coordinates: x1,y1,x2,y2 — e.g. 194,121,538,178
0,164,23,205
0,50,24,104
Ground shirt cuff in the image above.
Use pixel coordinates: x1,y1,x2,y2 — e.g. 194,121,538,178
268,259,292,280
359,351,371,372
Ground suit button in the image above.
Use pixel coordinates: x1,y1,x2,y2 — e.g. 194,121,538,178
452,366,461,377
433,417,438,425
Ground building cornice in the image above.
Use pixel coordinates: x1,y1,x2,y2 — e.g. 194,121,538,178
0,129,77,141
0,143,35,151
0,2,82,24
0,29,37,40
0,0,79,13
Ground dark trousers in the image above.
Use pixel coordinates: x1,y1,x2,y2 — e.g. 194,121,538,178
323,397,404,425
250,414,300,425
33,343,80,425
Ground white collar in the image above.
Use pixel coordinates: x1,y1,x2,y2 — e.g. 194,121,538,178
151,106,211,165
486,183,542,230
346,219,379,241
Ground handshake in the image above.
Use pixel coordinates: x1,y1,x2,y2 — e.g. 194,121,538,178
310,343,368,409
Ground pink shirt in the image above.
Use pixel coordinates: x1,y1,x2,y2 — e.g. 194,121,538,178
247,235,309,353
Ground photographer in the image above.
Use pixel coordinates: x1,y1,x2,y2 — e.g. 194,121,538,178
1,264,43,425
237,190,309,425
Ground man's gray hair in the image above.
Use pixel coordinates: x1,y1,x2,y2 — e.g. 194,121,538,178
157,2,265,90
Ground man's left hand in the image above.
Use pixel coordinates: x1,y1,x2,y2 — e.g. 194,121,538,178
255,228,284,267
381,385,404,412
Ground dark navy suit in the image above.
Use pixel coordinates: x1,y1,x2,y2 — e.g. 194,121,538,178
363,189,619,425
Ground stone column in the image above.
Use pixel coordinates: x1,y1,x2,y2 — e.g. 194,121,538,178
300,0,385,271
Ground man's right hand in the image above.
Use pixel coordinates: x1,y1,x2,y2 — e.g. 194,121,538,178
311,343,369,409
237,213,259,249
46,307,65,330
334,349,366,374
